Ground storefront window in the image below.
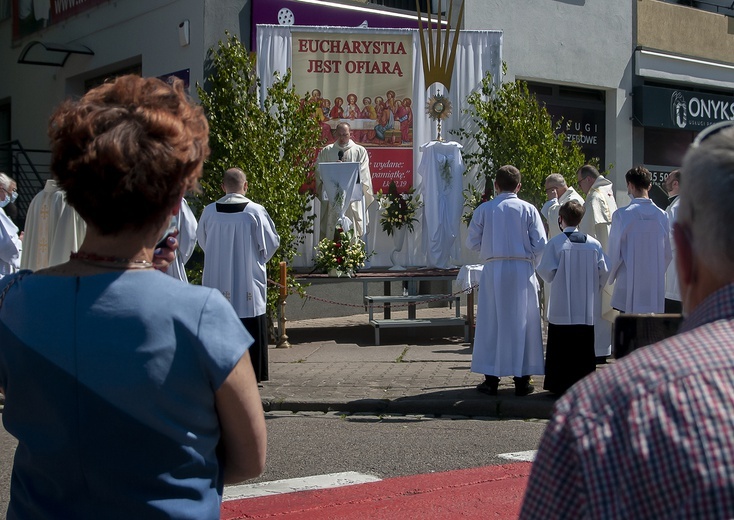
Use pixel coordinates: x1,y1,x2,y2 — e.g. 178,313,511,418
643,128,695,168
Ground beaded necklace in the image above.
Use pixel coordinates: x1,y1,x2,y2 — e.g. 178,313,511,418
69,251,153,270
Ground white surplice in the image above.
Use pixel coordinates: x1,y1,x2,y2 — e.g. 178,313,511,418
197,193,280,318
316,139,374,240
0,207,21,279
537,228,610,326
466,192,547,377
665,196,681,302
20,180,86,271
165,198,197,283
540,187,586,319
417,141,465,269
578,175,618,357
608,197,671,314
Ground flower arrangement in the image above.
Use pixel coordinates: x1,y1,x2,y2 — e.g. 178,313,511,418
462,183,489,225
375,181,422,236
314,227,368,277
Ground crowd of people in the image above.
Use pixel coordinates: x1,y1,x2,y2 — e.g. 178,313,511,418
466,162,677,397
1,71,732,517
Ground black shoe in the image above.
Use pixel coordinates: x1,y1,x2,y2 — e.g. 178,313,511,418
476,381,498,396
513,376,534,396
515,384,535,397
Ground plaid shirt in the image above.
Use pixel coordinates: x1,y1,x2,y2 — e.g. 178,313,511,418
520,283,734,519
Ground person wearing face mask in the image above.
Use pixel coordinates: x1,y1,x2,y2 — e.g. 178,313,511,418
536,200,609,395
520,123,734,520
607,166,672,314
0,172,22,279
576,164,618,363
3,179,20,225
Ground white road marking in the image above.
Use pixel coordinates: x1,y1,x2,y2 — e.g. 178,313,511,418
223,471,382,501
497,450,537,462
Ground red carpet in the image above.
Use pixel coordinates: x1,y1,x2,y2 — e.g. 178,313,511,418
221,462,531,519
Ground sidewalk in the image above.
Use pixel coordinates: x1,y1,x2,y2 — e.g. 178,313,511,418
260,308,558,420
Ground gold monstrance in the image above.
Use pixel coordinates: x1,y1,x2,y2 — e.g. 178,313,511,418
417,0,464,141
426,92,452,141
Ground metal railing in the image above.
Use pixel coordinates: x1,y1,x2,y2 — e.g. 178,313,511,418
0,140,51,229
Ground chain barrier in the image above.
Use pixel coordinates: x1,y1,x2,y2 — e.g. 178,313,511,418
267,279,480,310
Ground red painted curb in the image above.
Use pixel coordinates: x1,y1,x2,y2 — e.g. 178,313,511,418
221,462,532,519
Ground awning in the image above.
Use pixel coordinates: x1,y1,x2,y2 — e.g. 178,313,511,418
18,41,94,67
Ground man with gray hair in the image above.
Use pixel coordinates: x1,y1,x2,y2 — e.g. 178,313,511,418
0,172,22,279
541,173,585,240
540,173,585,318
520,123,734,518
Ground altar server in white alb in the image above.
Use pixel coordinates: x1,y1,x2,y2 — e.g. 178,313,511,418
197,168,280,383
608,166,671,314
315,122,374,241
20,178,86,271
466,165,547,397
664,169,682,313
540,173,585,317
0,173,22,279
537,200,609,395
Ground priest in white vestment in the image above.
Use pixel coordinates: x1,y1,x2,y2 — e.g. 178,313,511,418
0,173,22,279
417,140,465,269
466,166,547,397
164,198,197,283
197,168,280,382
540,173,585,318
608,166,671,314
576,165,619,361
315,122,374,241
20,179,86,271
537,200,609,395
664,169,682,313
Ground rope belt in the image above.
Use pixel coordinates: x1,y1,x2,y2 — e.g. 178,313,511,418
484,256,533,263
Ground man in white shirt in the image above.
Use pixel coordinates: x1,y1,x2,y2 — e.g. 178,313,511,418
608,166,672,314
537,200,609,395
466,165,547,396
576,164,618,363
315,122,374,241
197,168,281,383
664,169,682,313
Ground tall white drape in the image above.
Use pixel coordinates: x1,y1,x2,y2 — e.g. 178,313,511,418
256,25,502,267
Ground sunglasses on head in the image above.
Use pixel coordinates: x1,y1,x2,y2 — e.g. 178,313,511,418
692,120,734,148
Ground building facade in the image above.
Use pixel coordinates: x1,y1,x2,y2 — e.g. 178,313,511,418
1,0,733,216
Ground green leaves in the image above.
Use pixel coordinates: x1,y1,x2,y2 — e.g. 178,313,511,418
195,32,322,315
454,67,590,213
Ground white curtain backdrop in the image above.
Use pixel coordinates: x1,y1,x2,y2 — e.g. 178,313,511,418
257,25,502,268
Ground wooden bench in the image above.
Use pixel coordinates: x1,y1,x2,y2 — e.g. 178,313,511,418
364,294,469,345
